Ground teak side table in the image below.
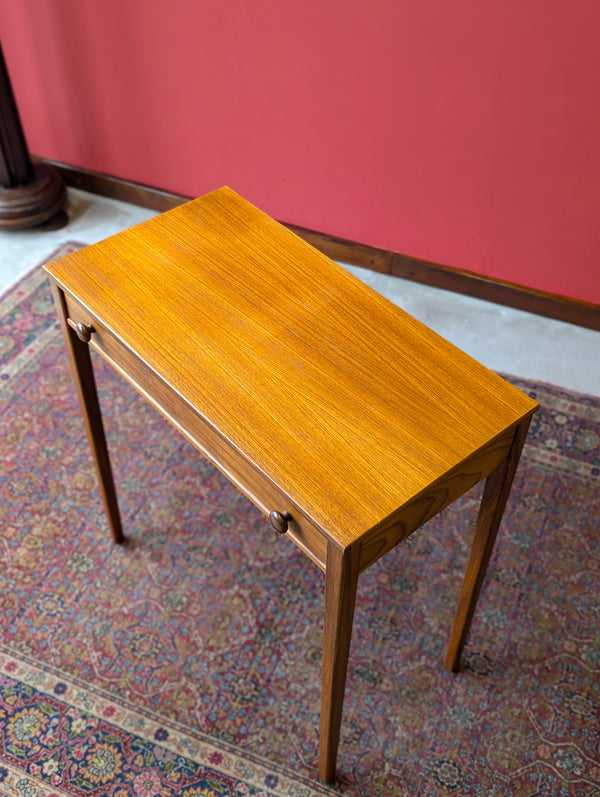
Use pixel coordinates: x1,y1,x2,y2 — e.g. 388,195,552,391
45,188,538,783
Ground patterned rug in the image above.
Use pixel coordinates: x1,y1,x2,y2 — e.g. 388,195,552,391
1,244,599,797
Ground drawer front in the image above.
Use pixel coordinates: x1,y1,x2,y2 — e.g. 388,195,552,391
63,291,329,570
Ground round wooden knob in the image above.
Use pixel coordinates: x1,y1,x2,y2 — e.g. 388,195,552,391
269,510,292,535
75,322,94,343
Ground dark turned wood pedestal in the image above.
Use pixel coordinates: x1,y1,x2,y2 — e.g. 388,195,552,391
0,40,66,230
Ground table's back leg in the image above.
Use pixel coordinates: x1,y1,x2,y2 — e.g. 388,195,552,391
319,540,361,783
445,417,532,671
50,281,124,545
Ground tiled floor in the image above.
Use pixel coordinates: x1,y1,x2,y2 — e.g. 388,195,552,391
2,187,599,396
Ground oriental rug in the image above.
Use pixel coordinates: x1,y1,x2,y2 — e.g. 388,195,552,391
1,244,599,797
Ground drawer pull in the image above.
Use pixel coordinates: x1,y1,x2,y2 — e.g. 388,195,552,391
75,322,95,343
269,510,292,535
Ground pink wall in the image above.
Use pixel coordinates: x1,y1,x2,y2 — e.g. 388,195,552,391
1,0,599,304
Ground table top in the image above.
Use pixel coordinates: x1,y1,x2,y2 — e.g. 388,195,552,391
45,187,538,547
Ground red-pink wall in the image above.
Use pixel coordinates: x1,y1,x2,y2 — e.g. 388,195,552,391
2,0,599,304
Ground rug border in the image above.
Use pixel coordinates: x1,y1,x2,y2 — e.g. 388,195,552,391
0,646,338,797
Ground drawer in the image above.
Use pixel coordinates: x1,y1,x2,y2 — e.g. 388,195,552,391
62,290,329,570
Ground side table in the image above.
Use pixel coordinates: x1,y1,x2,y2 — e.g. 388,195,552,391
45,187,538,782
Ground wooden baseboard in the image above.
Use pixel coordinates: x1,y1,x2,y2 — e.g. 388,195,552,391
47,160,189,213
389,254,600,331
45,158,600,331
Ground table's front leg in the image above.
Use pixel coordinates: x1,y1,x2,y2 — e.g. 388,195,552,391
319,540,361,783
445,417,532,671
50,282,124,544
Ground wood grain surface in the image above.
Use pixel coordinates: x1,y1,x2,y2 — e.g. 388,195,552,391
45,187,538,548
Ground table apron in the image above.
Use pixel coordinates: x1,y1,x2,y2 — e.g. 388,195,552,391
358,425,518,571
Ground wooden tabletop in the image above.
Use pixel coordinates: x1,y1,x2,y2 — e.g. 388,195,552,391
45,187,538,548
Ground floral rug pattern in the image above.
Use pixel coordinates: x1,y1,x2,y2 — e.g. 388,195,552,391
0,653,329,797
1,245,599,796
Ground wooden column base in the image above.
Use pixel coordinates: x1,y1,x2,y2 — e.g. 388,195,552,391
0,158,67,230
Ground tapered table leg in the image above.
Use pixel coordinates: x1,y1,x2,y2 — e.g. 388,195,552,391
50,281,124,544
445,418,531,671
319,540,361,783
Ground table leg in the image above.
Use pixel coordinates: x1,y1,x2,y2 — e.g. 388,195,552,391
50,282,124,544
445,417,532,671
319,540,361,783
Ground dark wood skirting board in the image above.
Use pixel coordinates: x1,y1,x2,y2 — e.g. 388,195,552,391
48,160,187,214
44,158,600,331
